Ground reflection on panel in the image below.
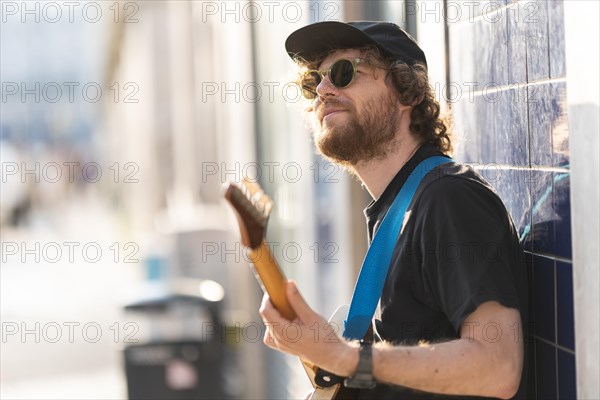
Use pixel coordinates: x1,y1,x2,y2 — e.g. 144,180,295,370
447,1,574,398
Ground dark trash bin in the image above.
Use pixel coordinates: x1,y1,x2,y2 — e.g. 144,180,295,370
124,339,225,399
122,281,230,399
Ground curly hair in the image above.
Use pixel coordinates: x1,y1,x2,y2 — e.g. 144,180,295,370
387,60,453,155
294,46,453,155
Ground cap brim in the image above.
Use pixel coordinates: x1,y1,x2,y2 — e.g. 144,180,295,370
285,21,380,62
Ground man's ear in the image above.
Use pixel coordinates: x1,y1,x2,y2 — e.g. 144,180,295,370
396,100,413,113
373,67,386,81
411,94,425,106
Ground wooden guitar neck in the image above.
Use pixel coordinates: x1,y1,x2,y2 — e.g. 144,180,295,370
246,241,296,321
223,179,346,399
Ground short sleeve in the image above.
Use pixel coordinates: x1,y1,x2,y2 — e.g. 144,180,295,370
413,175,522,331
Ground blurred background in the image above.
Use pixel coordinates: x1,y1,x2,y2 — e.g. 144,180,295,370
1,1,598,399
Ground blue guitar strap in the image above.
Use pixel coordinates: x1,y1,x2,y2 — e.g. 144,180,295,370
343,156,453,340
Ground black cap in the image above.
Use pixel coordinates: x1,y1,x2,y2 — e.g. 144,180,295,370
285,21,427,68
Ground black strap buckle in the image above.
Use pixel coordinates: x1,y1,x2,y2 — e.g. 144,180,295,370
314,368,345,388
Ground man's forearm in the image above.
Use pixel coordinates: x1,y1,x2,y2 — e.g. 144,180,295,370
372,339,514,398
339,303,525,399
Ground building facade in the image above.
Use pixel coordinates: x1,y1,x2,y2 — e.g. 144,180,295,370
104,1,598,398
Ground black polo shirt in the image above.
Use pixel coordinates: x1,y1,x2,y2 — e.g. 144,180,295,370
357,144,529,400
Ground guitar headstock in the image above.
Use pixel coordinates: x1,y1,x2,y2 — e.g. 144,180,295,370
223,178,273,249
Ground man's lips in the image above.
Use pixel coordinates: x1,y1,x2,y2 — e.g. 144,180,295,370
319,108,346,123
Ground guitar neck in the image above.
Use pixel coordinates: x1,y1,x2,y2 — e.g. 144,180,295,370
223,179,343,398
247,240,296,321
248,240,325,391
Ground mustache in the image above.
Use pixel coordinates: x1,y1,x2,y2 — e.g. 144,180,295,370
314,98,353,118
306,97,350,114
316,98,350,107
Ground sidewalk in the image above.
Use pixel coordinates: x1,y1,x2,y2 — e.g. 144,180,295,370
1,195,138,399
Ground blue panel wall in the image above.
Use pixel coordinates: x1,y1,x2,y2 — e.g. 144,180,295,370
448,1,575,398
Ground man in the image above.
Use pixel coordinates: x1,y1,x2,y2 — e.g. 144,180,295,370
260,21,528,399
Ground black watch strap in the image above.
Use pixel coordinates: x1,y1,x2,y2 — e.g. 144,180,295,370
344,341,376,389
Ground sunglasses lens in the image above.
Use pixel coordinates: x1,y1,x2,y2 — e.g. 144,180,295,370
330,59,355,88
300,71,321,99
299,60,357,99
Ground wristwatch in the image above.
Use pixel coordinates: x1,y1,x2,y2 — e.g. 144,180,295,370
344,341,377,389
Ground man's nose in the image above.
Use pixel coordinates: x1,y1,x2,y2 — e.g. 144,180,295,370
316,74,338,98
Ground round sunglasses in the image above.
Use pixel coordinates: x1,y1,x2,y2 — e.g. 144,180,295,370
299,58,364,99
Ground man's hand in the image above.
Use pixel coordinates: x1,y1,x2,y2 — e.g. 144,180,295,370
259,280,358,377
